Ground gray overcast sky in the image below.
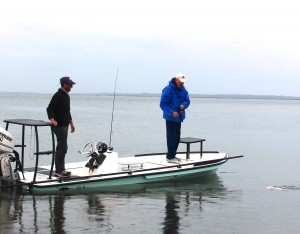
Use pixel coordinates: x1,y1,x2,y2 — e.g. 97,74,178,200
0,0,300,96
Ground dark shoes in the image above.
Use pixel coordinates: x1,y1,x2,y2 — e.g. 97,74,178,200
54,170,71,178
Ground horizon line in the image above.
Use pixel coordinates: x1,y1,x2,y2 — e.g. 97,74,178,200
1,92,300,100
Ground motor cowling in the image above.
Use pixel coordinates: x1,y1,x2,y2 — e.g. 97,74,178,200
0,127,16,154
0,154,18,183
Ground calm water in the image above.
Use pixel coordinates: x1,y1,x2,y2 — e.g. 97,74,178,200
1,93,300,233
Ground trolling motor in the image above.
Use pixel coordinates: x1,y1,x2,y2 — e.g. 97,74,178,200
79,141,112,171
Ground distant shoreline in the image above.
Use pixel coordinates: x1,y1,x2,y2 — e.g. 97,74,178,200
92,93,300,100
0,92,300,100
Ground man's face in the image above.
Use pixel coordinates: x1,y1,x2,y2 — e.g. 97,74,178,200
175,79,184,89
62,83,73,92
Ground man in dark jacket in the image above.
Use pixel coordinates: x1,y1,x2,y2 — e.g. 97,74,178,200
47,76,76,178
160,73,190,164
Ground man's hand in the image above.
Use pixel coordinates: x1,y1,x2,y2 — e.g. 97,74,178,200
70,121,75,133
172,112,179,118
50,118,57,126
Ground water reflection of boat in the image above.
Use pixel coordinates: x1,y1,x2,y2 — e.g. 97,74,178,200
0,119,242,194
98,173,225,193
0,174,230,233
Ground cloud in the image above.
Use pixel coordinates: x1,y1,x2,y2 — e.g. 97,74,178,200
0,0,300,95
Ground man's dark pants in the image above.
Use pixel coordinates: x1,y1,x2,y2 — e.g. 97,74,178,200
52,126,68,173
166,120,181,160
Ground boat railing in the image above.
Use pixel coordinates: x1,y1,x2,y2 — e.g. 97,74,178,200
135,151,219,157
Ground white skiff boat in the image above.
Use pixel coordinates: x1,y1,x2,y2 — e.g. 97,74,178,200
0,119,242,194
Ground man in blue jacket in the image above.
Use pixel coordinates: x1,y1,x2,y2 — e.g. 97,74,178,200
160,73,190,164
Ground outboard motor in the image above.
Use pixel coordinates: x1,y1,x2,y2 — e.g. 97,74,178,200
0,127,18,185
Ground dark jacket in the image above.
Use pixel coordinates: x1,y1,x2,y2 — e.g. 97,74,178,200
47,88,72,127
160,79,190,122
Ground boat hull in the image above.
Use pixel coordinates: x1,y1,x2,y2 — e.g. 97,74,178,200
28,160,225,194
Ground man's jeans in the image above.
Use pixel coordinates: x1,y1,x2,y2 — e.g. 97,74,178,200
52,126,68,173
166,120,181,159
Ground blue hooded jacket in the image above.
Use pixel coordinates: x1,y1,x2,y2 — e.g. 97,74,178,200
160,79,190,122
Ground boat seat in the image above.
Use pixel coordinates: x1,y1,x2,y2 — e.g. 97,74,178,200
180,137,205,159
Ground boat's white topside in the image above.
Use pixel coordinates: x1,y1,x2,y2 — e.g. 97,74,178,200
19,152,227,184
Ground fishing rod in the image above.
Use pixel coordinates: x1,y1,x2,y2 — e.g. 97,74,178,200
109,68,119,147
